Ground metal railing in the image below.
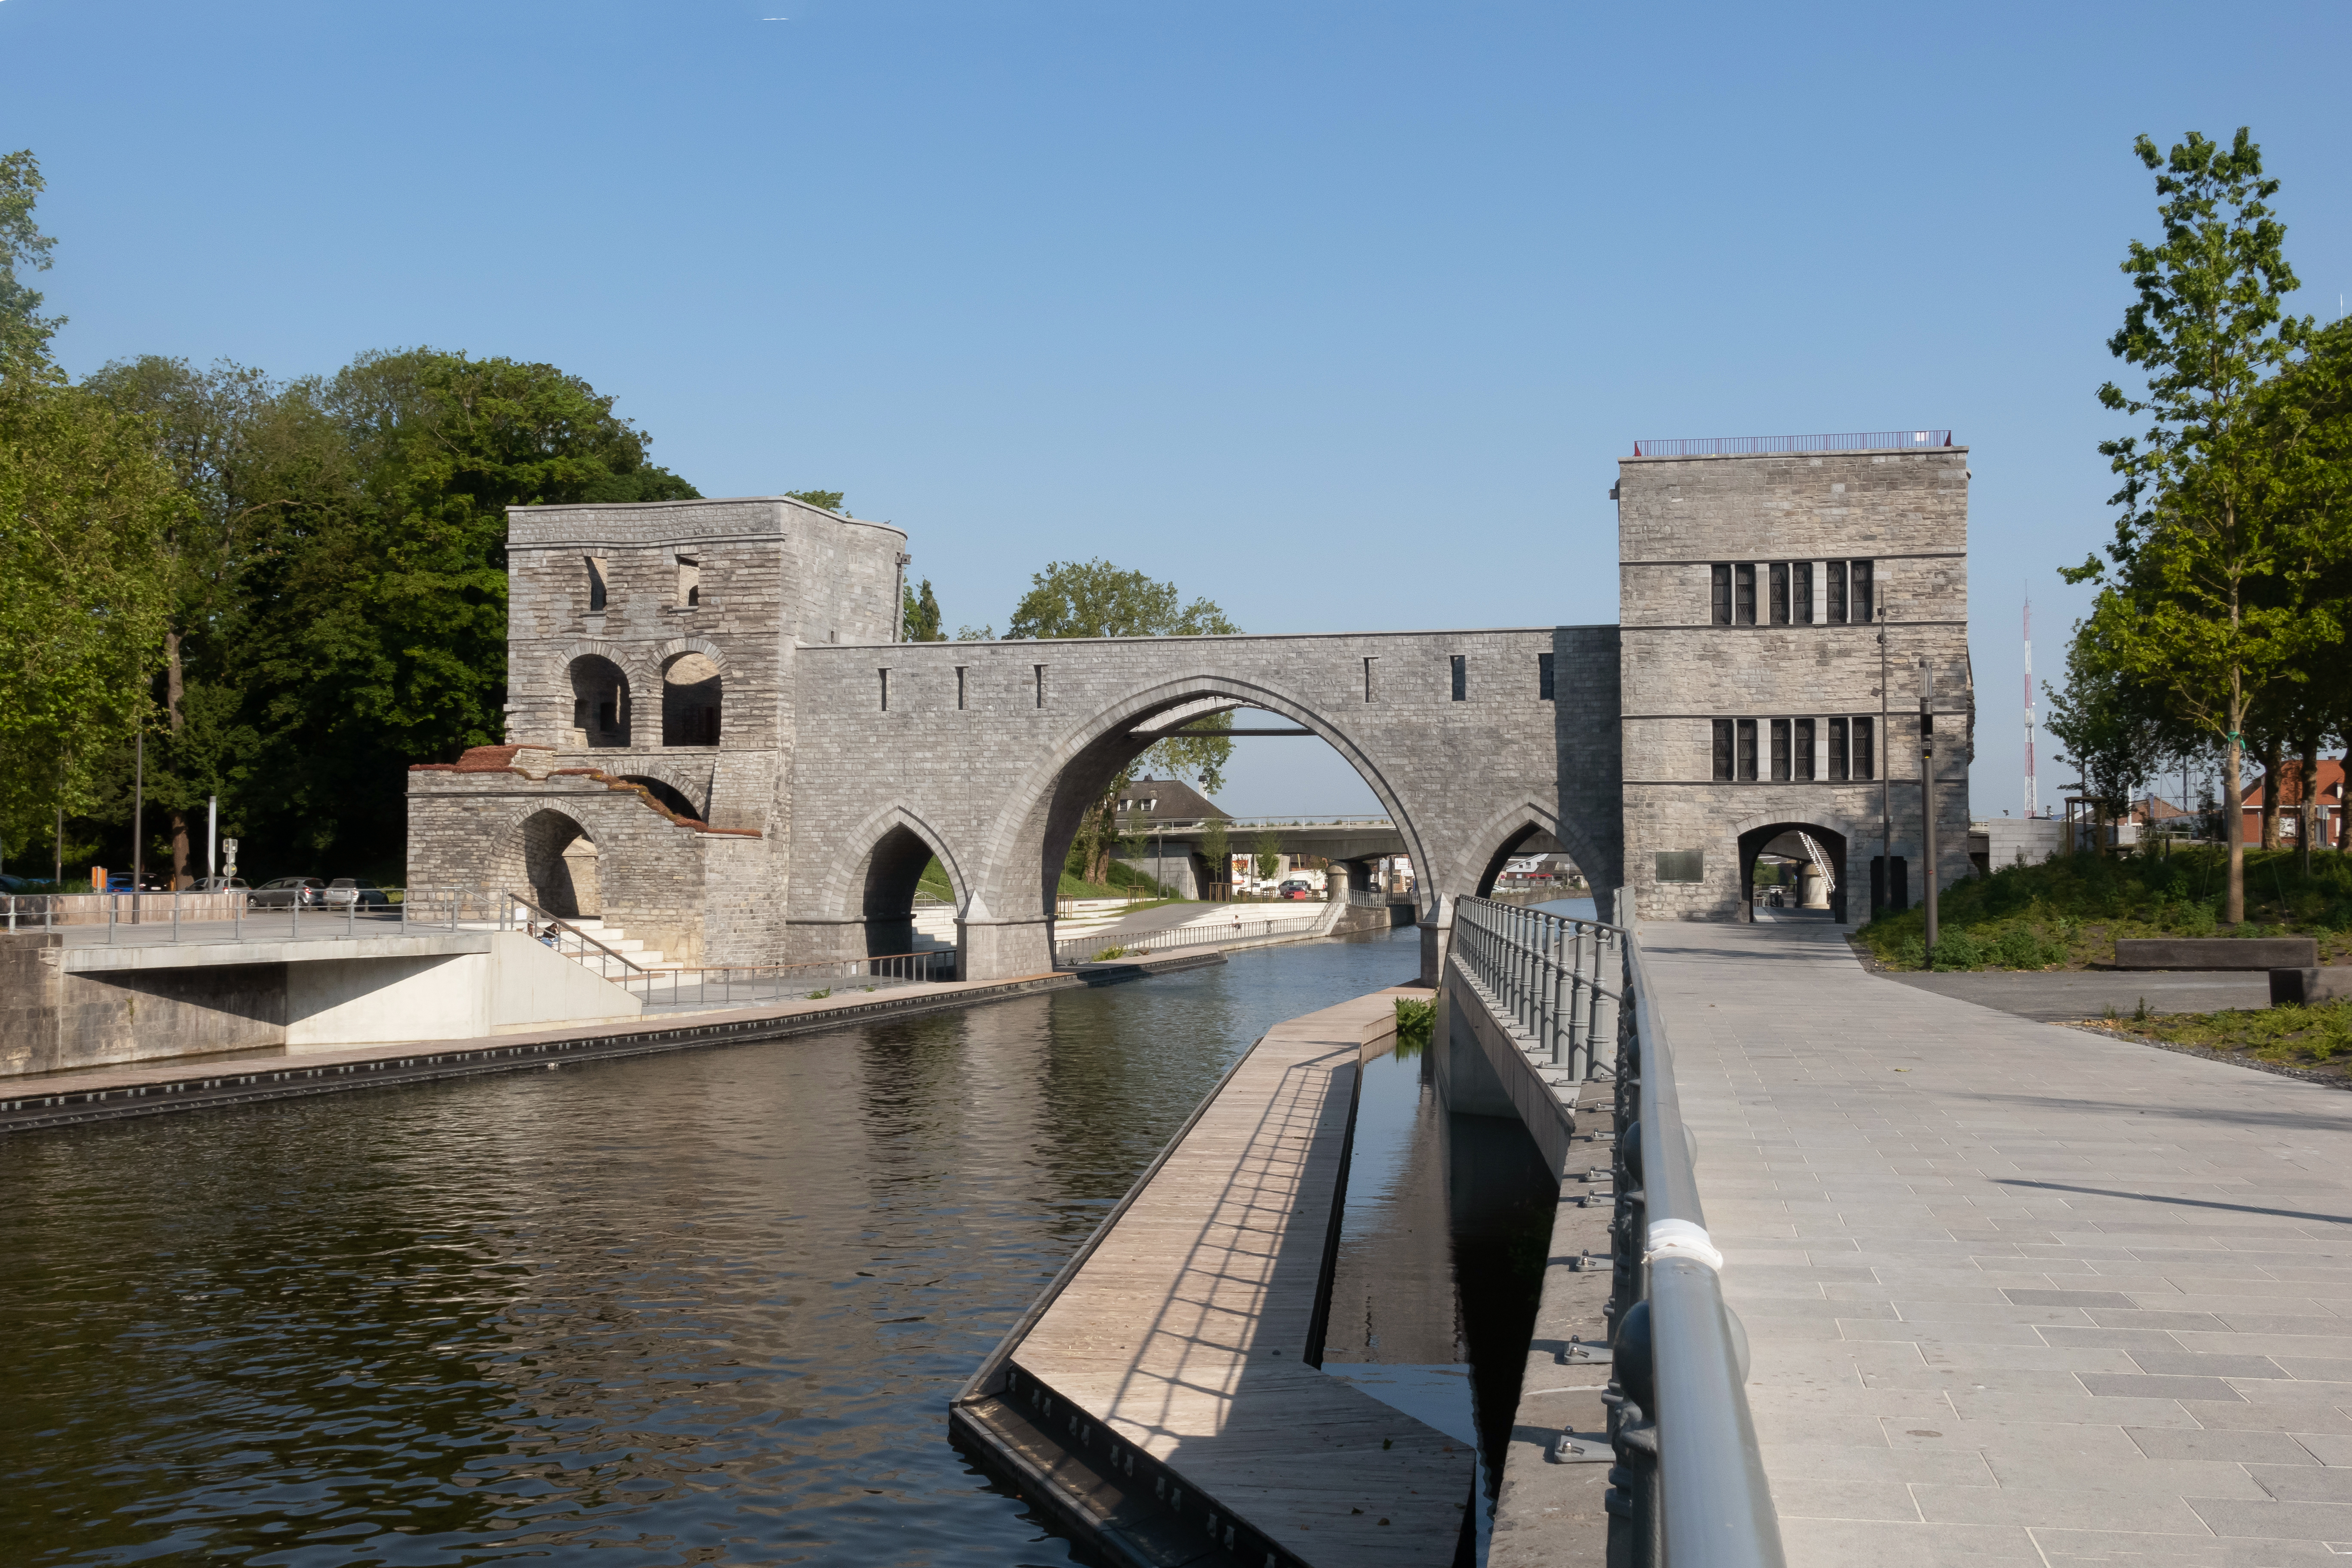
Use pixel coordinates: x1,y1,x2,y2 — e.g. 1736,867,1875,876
1052,912,1322,968
1631,429,1951,458
2,887,470,943
1450,895,1785,1567
1451,895,1621,1081
496,891,954,1008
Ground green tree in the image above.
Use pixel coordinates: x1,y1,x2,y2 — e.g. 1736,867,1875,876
0,155,178,868
220,348,699,873
902,577,944,641
1009,559,1240,884
784,489,844,512
1200,815,1230,897
2069,128,2331,922
2044,609,2188,853
1253,829,1283,887
0,149,62,380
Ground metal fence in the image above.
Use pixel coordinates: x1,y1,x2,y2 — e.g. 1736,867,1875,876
1631,429,1951,458
1451,895,1621,1081
1451,895,1785,1568
1051,913,1322,968
1,887,472,943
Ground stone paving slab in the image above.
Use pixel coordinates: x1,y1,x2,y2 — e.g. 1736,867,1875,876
1639,922,2352,1566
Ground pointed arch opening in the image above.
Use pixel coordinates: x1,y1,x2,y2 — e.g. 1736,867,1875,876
518,809,599,918
569,656,631,749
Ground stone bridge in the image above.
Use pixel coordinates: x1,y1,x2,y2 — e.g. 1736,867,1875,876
407,439,1976,982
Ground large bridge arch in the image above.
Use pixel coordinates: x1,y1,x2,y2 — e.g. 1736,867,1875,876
970,670,1442,923
783,628,1617,980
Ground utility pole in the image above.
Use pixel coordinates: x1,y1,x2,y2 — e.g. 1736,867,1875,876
1921,656,1939,960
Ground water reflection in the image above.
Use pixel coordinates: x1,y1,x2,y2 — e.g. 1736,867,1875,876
0,928,1421,1568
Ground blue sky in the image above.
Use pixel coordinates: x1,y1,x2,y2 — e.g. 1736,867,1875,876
6,0,2349,817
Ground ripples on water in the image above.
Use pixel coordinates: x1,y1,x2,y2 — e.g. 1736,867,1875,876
0,928,1422,1568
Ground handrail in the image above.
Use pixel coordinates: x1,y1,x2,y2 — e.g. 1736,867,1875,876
1631,429,1951,458
1451,894,1785,1567
502,891,649,974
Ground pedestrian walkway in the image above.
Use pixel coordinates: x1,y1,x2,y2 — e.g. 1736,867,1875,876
1641,921,2352,1566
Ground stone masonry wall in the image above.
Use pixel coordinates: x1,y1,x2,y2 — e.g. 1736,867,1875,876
783,628,1620,977
1617,448,1972,919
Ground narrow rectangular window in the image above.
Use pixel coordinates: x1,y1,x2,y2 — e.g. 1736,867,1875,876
1710,564,1731,625
1829,717,1850,780
1363,655,1378,702
677,555,701,608
1826,560,1848,624
1851,559,1875,624
1792,561,1813,625
1538,652,1555,701
1769,563,1789,625
1736,718,1758,781
1734,564,1756,625
879,668,890,711
1770,718,1791,781
1033,664,1047,708
586,557,608,613
1450,654,1466,701
1712,718,1734,781
1853,716,1875,781
955,666,967,710
1794,717,1816,781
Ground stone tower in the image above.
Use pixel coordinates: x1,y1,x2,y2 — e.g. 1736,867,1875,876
407,495,909,965
1615,438,1972,922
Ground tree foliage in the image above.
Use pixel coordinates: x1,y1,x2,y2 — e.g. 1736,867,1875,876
2065,128,2343,921
0,149,63,379
902,577,943,641
1011,559,1241,886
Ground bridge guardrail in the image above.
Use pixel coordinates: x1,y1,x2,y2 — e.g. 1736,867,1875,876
1452,894,1785,1568
3,887,471,943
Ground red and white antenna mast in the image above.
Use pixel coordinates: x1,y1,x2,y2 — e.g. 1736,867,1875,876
2023,590,2038,818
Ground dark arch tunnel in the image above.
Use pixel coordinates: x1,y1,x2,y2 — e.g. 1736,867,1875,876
1736,821,1848,923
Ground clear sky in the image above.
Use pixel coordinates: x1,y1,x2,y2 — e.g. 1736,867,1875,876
6,0,2348,818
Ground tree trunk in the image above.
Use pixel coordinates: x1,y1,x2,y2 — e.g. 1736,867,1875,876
165,629,190,890
2301,732,2320,879
2260,735,2282,851
2223,732,2246,925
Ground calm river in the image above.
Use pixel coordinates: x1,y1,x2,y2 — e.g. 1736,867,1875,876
4,923,1566,1568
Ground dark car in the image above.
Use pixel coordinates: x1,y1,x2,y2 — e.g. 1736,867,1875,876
323,877,391,909
251,876,327,909
1277,879,1316,900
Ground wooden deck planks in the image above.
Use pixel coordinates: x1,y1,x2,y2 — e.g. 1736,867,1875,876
1010,986,1473,1567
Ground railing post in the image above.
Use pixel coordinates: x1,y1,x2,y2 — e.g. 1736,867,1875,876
108,891,118,944
172,889,181,943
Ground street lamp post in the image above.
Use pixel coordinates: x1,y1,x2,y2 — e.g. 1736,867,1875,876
1921,657,1939,961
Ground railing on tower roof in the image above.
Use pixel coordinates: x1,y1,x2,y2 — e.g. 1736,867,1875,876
1630,429,1953,458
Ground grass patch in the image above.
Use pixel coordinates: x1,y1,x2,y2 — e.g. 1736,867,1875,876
1857,846,2352,973
1393,996,1434,1059
2102,998,2352,1072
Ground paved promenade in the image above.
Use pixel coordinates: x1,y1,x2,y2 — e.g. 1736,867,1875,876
1642,922,2352,1566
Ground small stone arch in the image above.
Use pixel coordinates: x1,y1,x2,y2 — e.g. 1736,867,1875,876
836,804,968,961
1733,818,1850,923
1467,799,1571,899
621,774,705,822
504,806,600,917
661,650,723,747
651,635,726,671
568,654,633,748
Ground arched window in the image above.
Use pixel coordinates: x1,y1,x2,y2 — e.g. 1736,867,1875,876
569,656,630,749
663,652,723,747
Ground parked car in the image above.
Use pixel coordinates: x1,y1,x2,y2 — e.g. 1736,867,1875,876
322,877,391,909
190,876,252,893
251,876,327,909
1277,879,1316,900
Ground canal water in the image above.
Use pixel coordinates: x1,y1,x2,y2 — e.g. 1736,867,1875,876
1,922,1561,1567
